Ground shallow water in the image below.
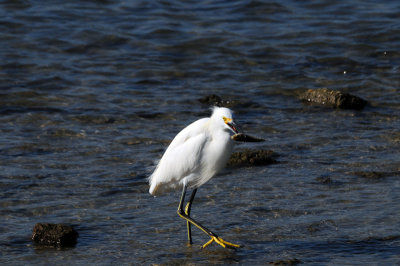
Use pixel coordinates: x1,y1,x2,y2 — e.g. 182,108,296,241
1,0,400,264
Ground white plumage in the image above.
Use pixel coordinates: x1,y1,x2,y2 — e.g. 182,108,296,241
149,107,238,196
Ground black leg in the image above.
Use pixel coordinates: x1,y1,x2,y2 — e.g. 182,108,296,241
177,185,240,248
177,185,215,237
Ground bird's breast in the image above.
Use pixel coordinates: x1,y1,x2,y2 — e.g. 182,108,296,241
203,132,233,174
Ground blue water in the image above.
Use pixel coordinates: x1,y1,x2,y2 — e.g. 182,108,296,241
1,0,399,264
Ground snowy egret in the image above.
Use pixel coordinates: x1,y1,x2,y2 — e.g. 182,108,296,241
149,107,241,248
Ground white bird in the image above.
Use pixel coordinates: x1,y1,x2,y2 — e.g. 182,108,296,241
149,106,241,248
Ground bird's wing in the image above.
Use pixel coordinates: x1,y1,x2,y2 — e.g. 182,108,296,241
149,118,209,195
164,118,209,152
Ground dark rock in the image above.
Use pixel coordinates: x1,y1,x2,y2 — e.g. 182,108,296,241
72,114,123,124
32,223,78,248
350,171,400,179
228,149,277,167
300,88,368,110
363,235,400,242
269,258,301,265
198,94,255,108
307,219,337,233
315,176,333,184
199,94,223,106
315,176,343,186
231,133,265,142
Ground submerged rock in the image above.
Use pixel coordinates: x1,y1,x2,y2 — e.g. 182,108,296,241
198,94,239,107
199,94,224,106
350,171,400,179
307,219,337,233
32,223,78,248
228,149,277,167
198,94,256,109
315,176,334,184
300,88,368,110
269,258,301,265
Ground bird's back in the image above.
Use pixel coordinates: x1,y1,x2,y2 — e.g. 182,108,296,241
149,118,210,196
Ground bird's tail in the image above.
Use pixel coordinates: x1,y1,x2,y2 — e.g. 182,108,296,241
149,181,159,196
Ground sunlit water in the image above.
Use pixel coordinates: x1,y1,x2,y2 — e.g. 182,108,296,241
1,0,399,264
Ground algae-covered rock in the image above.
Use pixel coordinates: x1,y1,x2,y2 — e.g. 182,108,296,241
300,88,368,110
198,94,224,106
228,149,277,167
32,223,78,248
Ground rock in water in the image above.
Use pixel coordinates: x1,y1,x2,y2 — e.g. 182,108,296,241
228,149,277,167
32,223,78,248
300,88,368,110
198,94,223,106
231,133,265,142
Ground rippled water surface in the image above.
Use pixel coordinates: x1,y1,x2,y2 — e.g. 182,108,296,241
1,0,400,264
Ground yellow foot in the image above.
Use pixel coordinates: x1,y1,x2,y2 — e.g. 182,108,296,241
202,235,241,249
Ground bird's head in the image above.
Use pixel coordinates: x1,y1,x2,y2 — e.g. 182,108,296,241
211,107,239,134
222,116,238,134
